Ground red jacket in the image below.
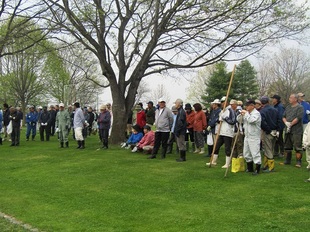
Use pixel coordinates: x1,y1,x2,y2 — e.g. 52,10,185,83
186,110,195,129
193,110,207,132
136,110,146,129
137,130,155,148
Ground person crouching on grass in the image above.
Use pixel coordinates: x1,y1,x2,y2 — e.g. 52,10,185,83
131,125,155,154
121,124,143,150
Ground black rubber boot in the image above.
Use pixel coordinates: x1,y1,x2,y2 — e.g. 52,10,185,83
32,135,35,141
65,142,69,148
148,154,156,159
246,161,254,173
80,140,85,149
161,147,167,159
60,142,64,148
77,141,81,149
176,150,186,162
0,138,2,145
26,136,29,141
284,151,292,165
253,164,261,175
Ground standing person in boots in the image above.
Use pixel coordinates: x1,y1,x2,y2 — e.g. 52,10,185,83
39,106,51,141
206,98,236,168
282,94,304,167
9,107,22,146
73,102,86,149
148,99,173,159
56,103,71,148
174,99,187,162
166,106,178,155
238,99,262,175
207,99,221,157
97,104,111,149
193,103,207,154
185,103,195,153
259,96,280,173
25,106,38,141
272,94,285,158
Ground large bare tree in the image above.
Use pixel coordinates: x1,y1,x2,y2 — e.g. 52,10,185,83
257,47,310,104
41,0,309,142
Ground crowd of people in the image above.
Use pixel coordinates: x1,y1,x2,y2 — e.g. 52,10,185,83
121,93,310,181
1,93,310,181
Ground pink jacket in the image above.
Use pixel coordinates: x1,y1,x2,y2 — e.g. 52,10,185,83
137,131,155,148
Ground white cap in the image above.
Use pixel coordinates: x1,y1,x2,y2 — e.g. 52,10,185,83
158,98,166,103
211,99,221,104
59,103,65,107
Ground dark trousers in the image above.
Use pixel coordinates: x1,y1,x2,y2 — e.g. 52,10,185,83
152,131,170,156
40,126,50,141
274,130,284,155
26,123,36,138
50,120,56,136
11,127,20,145
99,129,109,147
214,135,233,157
185,128,194,142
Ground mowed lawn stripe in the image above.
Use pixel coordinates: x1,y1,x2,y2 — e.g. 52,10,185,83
0,135,309,231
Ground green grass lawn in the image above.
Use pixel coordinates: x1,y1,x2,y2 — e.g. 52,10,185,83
0,133,309,232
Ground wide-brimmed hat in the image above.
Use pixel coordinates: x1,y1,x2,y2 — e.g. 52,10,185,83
298,92,305,97
211,99,221,104
158,98,166,103
255,99,261,105
230,99,237,105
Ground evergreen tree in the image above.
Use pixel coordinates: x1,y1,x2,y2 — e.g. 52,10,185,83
201,62,232,105
233,60,259,103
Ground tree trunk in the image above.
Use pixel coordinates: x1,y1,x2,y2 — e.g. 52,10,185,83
109,86,128,144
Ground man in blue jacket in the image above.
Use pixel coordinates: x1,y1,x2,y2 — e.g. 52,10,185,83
26,106,38,141
260,96,281,172
272,94,285,158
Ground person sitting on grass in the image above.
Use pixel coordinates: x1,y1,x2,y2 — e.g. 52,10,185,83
121,124,143,150
132,125,155,153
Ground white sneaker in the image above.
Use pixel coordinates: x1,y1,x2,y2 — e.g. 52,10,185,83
206,162,217,166
132,146,138,153
121,143,126,148
125,145,131,149
221,164,229,169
